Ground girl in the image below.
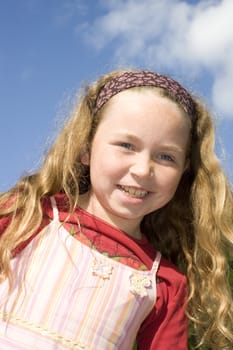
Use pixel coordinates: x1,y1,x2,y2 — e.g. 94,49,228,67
0,69,232,350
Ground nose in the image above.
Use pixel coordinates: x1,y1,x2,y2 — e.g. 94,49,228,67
130,154,154,178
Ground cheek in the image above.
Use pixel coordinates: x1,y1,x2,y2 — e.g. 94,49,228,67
90,150,121,178
156,168,183,193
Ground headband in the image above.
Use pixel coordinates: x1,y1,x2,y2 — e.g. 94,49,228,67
94,71,196,119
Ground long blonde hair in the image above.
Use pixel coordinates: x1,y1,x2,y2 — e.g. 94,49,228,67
0,69,233,349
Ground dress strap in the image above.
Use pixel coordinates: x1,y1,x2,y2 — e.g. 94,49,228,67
50,196,60,221
151,251,161,274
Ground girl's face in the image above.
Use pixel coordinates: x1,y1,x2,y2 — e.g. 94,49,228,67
80,89,191,239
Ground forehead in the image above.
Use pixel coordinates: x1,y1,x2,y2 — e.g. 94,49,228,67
102,86,186,112
97,88,191,140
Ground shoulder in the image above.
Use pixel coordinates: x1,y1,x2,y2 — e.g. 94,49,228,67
158,256,187,283
157,256,187,304
0,215,11,236
0,195,16,235
138,256,188,349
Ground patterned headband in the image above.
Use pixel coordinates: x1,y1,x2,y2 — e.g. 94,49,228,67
94,71,196,119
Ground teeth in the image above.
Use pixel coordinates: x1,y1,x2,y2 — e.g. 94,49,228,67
119,185,148,198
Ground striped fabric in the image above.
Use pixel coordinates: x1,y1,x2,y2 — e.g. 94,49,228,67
0,197,161,349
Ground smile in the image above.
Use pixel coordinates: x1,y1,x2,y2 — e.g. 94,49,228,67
118,185,148,198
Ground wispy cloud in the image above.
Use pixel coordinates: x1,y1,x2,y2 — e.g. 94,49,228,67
54,0,87,27
81,0,233,118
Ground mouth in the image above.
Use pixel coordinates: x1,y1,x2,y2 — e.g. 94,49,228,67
117,185,149,198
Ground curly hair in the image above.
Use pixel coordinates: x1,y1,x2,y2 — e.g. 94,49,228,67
0,69,232,349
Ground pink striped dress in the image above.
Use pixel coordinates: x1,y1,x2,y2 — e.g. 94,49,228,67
0,197,161,349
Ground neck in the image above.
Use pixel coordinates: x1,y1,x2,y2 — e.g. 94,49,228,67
78,192,142,240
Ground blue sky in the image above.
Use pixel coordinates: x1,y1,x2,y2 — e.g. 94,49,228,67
0,0,232,191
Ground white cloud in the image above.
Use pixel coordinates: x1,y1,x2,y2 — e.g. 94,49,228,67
82,0,233,118
212,59,233,116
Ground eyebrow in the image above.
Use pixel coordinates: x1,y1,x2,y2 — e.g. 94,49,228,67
112,132,140,143
158,144,185,154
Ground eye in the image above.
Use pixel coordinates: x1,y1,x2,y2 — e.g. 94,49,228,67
119,142,135,150
159,154,174,162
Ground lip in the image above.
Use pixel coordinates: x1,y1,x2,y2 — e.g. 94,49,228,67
117,185,149,198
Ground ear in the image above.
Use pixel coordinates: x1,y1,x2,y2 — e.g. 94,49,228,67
80,151,90,166
181,159,190,180
184,158,190,172
80,146,90,165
